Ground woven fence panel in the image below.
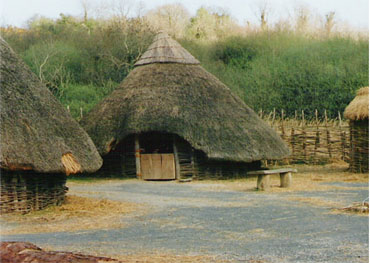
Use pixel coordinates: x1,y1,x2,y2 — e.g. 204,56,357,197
260,112,351,165
0,171,67,214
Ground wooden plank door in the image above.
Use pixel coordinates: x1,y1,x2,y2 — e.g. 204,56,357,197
141,154,176,180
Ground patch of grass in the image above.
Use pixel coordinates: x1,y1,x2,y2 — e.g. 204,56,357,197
194,163,368,193
287,196,343,208
67,176,137,184
1,195,138,235
331,202,369,216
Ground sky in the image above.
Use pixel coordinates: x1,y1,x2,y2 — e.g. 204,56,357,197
0,0,369,30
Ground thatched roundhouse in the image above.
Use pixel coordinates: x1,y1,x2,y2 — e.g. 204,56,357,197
81,32,289,180
0,38,102,213
344,87,369,173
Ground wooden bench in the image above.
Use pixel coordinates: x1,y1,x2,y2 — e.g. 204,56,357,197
247,168,297,190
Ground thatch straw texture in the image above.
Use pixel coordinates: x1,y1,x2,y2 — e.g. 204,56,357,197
0,38,102,174
344,87,369,121
81,33,289,162
134,31,200,66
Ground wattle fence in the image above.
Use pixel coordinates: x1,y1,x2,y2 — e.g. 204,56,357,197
260,109,351,165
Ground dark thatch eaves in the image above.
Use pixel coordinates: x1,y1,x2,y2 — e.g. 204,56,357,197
0,38,102,174
81,32,290,162
344,87,369,121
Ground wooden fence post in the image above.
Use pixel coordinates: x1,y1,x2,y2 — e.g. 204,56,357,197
301,110,307,161
314,109,320,163
259,109,263,118
301,110,305,127
324,110,332,158
281,109,285,137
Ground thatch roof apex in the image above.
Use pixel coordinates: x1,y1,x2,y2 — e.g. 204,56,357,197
134,31,200,66
0,38,102,174
344,87,369,121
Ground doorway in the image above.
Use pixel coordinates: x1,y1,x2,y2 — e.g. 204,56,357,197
138,132,176,180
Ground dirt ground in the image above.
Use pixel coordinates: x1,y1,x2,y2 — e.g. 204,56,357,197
1,164,368,262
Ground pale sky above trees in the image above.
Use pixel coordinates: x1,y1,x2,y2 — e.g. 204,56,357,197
0,0,368,30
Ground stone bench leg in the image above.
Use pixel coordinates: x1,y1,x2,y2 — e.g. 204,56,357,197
257,174,270,190
280,172,292,188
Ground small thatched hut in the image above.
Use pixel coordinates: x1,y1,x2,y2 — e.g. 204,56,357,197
81,32,289,180
0,38,102,213
344,87,369,173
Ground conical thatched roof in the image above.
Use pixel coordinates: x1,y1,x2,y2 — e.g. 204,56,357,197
135,31,200,66
0,38,102,174
81,32,290,162
344,87,369,121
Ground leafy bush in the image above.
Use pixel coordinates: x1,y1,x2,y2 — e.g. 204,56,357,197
59,82,118,119
183,32,369,118
2,14,368,120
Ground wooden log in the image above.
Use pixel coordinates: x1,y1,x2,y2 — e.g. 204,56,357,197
280,172,292,187
257,175,270,190
134,134,141,178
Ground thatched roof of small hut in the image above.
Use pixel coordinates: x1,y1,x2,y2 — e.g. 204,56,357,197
0,38,102,174
135,31,200,66
344,87,369,121
81,32,290,162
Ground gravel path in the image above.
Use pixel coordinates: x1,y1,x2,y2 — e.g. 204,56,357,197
1,180,368,262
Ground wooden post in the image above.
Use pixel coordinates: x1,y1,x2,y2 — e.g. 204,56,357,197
257,175,270,190
290,127,295,157
281,109,285,137
338,111,342,126
301,110,306,161
67,105,70,113
324,110,332,158
80,107,83,119
280,172,292,187
314,109,319,163
135,134,141,178
272,108,276,125
173,136,181,180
